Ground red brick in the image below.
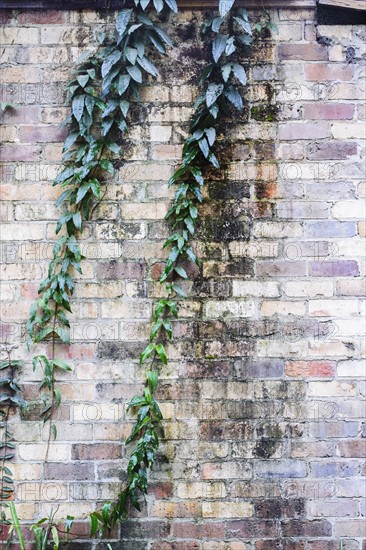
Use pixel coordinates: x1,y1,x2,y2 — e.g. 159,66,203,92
256,542,282,550
282,520,332,537
96,261,145,280
151,543,199,550
305,64,353,81
278,43,327,61
172,521,225,539
304,103,354,120
307,141,357,160
279,123,330,140
285,361,335,378
227,520,277,538
150,482,174,499
18,10,65,24
0,145,42,161
338,440,366,458
71,443,122,460
19,125,67,143
2,106,41,124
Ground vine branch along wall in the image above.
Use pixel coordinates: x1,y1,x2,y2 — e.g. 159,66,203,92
0,3,365,549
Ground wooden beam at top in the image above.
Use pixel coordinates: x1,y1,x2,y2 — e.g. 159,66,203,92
0,0,316,9
318,0,366,10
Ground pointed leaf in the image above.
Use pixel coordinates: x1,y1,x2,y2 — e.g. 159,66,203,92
116,9,132,36
219,0,235,16
127,65,142,83
232,63,247,85
72,95,85,122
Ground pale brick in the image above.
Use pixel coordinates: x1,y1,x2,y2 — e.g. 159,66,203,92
18,444,69,461
232,281,279,297
332,123,365,139
332,200,366,220
0,27,39,44
202,501,253,518
204,300,254,319
337,360,365,377
309,299,360,317
260,301,306,316
284,281,333,297
307,380,357,397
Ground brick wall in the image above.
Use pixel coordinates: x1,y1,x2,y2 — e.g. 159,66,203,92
0,6,365,549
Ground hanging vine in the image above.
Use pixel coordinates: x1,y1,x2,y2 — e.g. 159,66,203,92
27,0,178,443
5,0,276,546
0,344,27,537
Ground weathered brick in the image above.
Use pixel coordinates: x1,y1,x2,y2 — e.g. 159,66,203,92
227,520,277,538
309,261,359,277
278,43,327,61
71,443,122,460
282,519,332,537
19,125,67,142
306,141,357,160
305,64,353,81
338,440,366,458
305,221,356,238
0,145,42,161
279,123,330,140
303,103,354,120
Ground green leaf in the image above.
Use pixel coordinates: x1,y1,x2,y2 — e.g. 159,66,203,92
172,283,187,298
153,0,164,11
155,343,167,365
77,74,89,88
232,63,247,85
198,137,210,159
212,16,224,32
147,370,159,393
117,74,131,95
72,95,85,122
206,83,224,107
101,50,122,78
162,319,173,339
212,34,228,63
54,327,70,345
125,47,138,65
234,16,252,35
184,216,195,234
72,211,82,229
120,100,130,117
164,0,178,12
127,65,142,83
150,320,162,341
205,127,216,147
199,64,213,85
225,36,236,56
222,63,231,82
140,343,155,364
51,526,59,550
153,24,173,47
219,0,235,16
138,56,159,77
189,204,198,219
107,142,121,155
116,9,132,35
175,266,188,279
53,358,72,371
224,85,243,110
89,514,99,537
190,166,204,185
76,182,91,204
100,159,115,175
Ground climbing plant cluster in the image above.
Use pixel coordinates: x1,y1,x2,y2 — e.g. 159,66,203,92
3,1,275,546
